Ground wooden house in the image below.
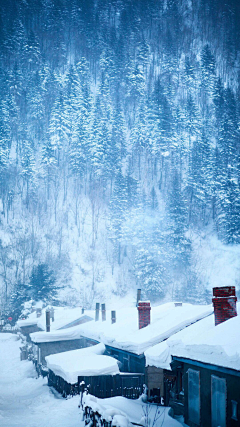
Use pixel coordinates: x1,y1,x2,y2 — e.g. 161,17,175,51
17,306,92,342
30,312,94,366
30,300,212,401
53,301,212,399
168,286,240,427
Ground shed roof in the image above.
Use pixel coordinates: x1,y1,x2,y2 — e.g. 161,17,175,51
46,343,120,384
17,307,93,332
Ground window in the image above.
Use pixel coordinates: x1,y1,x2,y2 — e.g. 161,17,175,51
231,401,238,421
211,375,226,427
188,369,200,425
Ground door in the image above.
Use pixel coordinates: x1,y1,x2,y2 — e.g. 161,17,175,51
188,369,200,425
211,375,226,427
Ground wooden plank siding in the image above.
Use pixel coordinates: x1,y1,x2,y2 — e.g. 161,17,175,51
172,357,240,427
48,369,144,399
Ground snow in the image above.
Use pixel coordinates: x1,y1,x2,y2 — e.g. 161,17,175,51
0,333,182,427
16,306,94,331
145,313,215,370
146,303,240,372
30,321,89,343
0,332,82,427
46,343,120,384
173,313,240,371
82,394,181,427
31,302,212,354
190,232,240,292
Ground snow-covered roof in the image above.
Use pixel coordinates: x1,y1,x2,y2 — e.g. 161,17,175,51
16,307,93,332
31,302,212,354
46,343,120,384
145,313,215,370
30,321,90,343
145,303,240,372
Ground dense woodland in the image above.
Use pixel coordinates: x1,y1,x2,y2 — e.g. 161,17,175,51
0,0,240,319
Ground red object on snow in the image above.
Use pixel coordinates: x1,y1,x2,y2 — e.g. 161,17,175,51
212,286,237,326
8,317,12,321
138,301,151,329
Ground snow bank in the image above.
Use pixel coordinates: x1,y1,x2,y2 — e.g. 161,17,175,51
0,331,83,427
83,394,181,427
0,333,19,342
46,343,119,384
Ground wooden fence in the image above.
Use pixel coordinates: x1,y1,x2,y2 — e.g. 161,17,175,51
48,369,145,398
79,373,145,399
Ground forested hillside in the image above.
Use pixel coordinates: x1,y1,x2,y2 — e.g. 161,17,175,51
0,0,240,318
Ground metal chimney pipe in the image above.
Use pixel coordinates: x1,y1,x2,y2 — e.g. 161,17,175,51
46,309,51,332
137,289,141,307
101,303,106,321
82,307,84,314
36,308,42,318
111,310,116,324
95,303,100,321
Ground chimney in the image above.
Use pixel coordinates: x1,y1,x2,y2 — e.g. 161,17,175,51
46,309,51,332
136,289,141,307
138,301,151,329
101,303,106,321
50,307,54,322
36,308,42,318
111,310,116,324
212,286,237,326
82,307,84,314
174,302,182,307
95,303,100,321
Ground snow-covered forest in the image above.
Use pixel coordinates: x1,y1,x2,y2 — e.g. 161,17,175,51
1,0,240,319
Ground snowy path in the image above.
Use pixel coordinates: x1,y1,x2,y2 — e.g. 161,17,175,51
0,333,82,427
0,333,183,427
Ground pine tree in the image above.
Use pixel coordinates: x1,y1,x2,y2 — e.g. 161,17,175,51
109,171,128,264
166,169,191,278
135,247,166,301
27,263,57,303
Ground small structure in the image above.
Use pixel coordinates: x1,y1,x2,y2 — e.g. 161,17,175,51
30,313,94,366
17,306,93,341
46,343,144,399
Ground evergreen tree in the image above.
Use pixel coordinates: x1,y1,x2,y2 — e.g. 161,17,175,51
27,263,57,303
109,171,128,264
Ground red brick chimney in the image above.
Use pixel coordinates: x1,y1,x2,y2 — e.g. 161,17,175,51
138,301,151,329
212,286,237,326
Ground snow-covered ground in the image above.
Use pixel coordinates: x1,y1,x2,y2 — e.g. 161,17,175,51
0,333,182,427
82,394,182,427
0,333,82,427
